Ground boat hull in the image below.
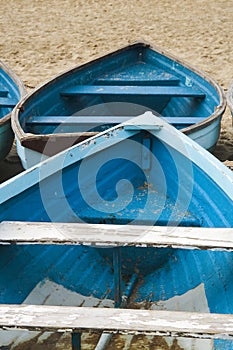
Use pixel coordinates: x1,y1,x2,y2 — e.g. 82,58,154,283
12,42,226,169
0,118,14,160
15,112,222,169
0,61,26,161
1,114,233,348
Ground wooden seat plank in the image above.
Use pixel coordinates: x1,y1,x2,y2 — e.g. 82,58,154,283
26,116,131,125
26,115,204,126
1,221,233,251
0,96,18,107
60,85,206,98
0,304,233,340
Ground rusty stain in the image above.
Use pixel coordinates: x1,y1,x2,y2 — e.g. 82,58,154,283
12,331,100,350
12,331,185,349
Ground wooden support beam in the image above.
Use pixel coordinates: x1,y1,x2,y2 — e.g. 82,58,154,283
72,333,81,350
113,247,122,308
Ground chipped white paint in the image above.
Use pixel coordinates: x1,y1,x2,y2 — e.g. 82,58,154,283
1,304,233,339
152,284,209,312
0,279,113,348
95,284,211,350
151,284,212,350
0,280,223,349
2,221,233,252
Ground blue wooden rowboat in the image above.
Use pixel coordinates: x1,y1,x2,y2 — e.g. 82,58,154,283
227,80,233,117
12,42,226,169
0,113,233,348
0,60,26,161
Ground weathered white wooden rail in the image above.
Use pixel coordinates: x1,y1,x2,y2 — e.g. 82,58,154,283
1,221,233,349
0,304,233,340
1,221,233,251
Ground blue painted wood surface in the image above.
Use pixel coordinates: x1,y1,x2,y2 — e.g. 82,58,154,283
1,114,233,349
0,61,25,161
26,115,205,126
12,42,226,169
60,85,206,97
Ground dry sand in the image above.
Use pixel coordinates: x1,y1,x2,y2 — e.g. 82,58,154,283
0,0,233,179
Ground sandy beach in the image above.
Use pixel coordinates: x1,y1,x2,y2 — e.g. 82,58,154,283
0,1,233,349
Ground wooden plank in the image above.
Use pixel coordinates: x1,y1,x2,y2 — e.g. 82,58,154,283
0,304,233,340
1,221,233,251
26,116,131,125
26,115,204,126
0,96,18,107
164,117,204,124
60,85,206,98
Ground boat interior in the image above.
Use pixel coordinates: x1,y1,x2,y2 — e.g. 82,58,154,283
20,43,220,137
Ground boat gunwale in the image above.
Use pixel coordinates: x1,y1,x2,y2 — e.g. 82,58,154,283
12,41,226,147
0,60,26,126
